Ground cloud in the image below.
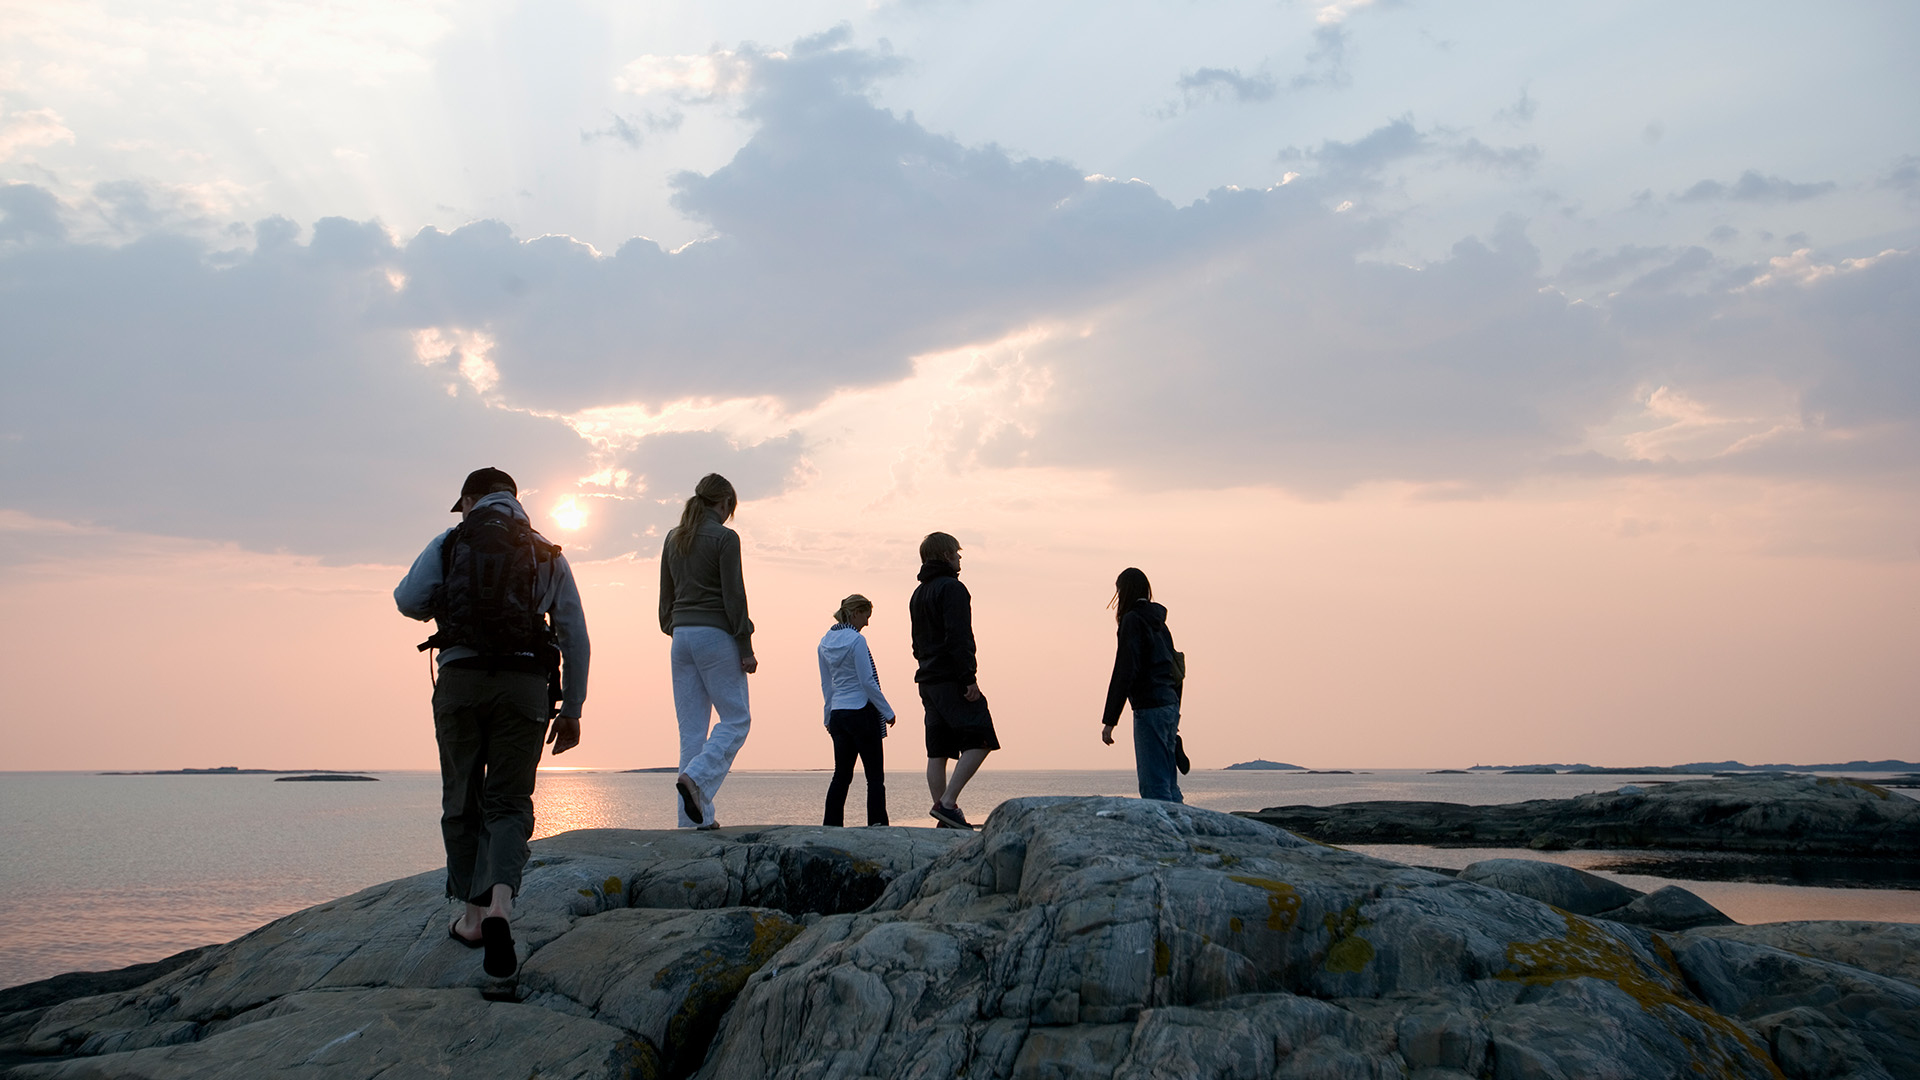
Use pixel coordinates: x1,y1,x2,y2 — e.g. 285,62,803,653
0,105,74,160
1279,117,1538,182
615,50,756,101
0,210,588,561
1173,66,1277,107
1494,86,1536,126
1292,25,1352,89
1556,244,1680,287
579,110,683,149
0,181,65,243
1674,170,1837,204
1882,155,1919,201
1448,137,1541,174
6,32,1917,563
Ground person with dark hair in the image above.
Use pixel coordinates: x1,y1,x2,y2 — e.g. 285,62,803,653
395,467,590,979
1100,567,1184,802
818,594,894,827
659,473,756,829
911,531,998,829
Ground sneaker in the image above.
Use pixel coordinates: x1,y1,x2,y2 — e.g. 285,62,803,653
676,773,706,825
696,820,721,831
930,803,974,830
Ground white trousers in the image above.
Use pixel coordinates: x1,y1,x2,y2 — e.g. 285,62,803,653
671,626,753,827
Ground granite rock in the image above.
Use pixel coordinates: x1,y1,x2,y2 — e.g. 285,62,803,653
1456,859,1641,915
5,825,960,1079
1239,774,1920,856
4,799,1914,1080
1599,885,1736,931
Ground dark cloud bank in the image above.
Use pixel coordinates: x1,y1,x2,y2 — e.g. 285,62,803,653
3,32,1914,561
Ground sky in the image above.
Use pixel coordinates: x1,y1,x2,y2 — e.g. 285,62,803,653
2,0,1916,772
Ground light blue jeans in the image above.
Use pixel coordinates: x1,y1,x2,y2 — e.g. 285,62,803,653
1132,703,1183,803
671,626,753,827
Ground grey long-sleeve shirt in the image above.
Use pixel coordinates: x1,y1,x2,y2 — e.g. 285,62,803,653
658,513,755,657
394,492,590,719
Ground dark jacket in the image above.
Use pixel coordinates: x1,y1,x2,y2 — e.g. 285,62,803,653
1101,600,1180,727
910,561,976,685
659,513,754,657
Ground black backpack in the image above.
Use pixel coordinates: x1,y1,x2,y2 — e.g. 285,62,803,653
418,504,558,657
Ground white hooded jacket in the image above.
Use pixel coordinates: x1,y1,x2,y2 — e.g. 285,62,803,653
817,624,895,729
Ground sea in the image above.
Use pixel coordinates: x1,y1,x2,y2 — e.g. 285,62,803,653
3,768,1917,991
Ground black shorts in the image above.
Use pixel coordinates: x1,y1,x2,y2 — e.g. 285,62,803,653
921,682,1000,759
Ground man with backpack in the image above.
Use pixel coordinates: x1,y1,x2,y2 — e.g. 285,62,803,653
394,467,590,979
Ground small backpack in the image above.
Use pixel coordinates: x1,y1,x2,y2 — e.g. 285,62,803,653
418,504,557,657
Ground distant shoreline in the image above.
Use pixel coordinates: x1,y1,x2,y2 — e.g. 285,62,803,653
97,767,377,776
65,760,1920,777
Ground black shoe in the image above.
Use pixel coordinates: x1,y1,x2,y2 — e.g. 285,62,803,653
1175,736,1191,775
449,921,484,949
676,773,705,825
480,917,516,979
930,803,974,830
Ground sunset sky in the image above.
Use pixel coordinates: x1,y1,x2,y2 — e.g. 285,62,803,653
3,0,1916,771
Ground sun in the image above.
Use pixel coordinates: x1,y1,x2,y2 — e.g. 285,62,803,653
550,497,588,531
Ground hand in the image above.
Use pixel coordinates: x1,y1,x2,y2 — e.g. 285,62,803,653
885,716,897,727
547,716,581,755
1101,723,1116,746
741,655,759,674
963,683,982,702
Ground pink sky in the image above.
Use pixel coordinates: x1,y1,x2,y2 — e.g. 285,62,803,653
6,465,1914,772
5,5,1917,772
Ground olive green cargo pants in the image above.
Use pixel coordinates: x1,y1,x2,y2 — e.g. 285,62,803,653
432,666,550,903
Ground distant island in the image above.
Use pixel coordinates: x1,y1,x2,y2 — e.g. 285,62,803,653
1467,760,1920,773
100,767,373,776
622,767,680,774
1223,760,1305,770
274,774,378,782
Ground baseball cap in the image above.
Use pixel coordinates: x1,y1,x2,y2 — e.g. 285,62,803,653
451,467,517,512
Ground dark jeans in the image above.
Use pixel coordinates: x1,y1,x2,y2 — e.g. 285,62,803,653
824,704,888,826
1133,702,1183,803
433,666,551,903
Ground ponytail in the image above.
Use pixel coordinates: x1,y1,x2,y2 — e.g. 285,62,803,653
672,473,738,556
832,593,873,625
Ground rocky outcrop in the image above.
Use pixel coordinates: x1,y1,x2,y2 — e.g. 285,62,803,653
2,826,961,1079
1454,860,1734,931
1687,922,1920,989
1456,858,1641,915
697,798,1917,1079
1239,774,1920,856
4,798,1914,1080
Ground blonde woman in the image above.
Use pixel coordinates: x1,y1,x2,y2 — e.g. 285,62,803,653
818,594,895,826
659,473,756,829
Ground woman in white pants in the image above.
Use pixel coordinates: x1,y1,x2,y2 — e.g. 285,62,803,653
659,473,756,828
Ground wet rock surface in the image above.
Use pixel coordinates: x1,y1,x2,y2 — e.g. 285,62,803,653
1239,774,1920,859
3,798,1914,1079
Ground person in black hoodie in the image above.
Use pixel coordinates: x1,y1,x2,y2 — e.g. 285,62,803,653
1100,567,1184,802
910,531,998,829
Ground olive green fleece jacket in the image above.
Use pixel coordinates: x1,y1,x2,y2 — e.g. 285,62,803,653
658,513,755,657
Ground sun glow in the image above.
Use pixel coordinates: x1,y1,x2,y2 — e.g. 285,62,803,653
550,497,587,531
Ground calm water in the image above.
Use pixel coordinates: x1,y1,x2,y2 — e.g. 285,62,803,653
3,768,1916,990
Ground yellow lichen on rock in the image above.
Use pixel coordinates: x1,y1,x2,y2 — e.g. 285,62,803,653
1227,876,1301,931
1500,915,1784,1080
1321,902,1375,973
1817,776,1890,800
